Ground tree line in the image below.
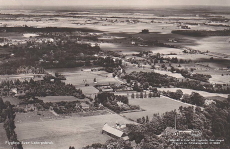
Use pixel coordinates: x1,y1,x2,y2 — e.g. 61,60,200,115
124,71,230,94
0,98,23,149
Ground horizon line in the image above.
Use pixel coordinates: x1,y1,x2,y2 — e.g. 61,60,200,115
1,4,230,9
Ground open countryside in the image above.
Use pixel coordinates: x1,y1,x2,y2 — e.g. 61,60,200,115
0,3,230,149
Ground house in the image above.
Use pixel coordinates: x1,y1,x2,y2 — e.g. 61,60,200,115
80,102,90,109
10,88,17,94
180,25,190,29
160,127,194,137
160,127,177,136
102,123,129,140
100,86,113,92
14,90,26,98
141,29,149,33
20,104,37,112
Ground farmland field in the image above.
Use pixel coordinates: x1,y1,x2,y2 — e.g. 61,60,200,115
80,86,99,96
122,96,192,121
46,68,122,95
2,97,20,105
15,113,135,149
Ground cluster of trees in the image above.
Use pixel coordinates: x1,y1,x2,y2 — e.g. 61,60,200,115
51,101,82,114
93,56,122,73
177,69,212,82
136,115,149,124
0,30,102,75
172,29,230,37
26,79,85,98
95,92,140,113
0,78,85,98
124,71,230,94
130,91,160,98
0,98,23,149
162,89,183,100
47,101,104,115
163,90,206,107
0,59,40,75
149,53,193,64
181,92,206,106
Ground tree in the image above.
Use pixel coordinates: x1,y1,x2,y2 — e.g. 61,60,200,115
175,89,183,100
142,116,146,124
133,82,142,92
190,92,205,106
148,92,152,98
0,97,5,112
146,116,149,123
143,82,149,90
128,131,144,144
131,93,135,99
181,94,190,103
144,92,147,98
140,92,143,98
136,92,139,98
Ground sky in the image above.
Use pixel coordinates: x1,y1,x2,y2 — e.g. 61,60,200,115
0,0,230,7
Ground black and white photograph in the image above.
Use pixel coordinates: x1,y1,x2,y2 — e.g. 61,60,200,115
0,0,230,148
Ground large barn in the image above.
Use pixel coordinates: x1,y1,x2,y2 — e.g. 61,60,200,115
102,123,129,140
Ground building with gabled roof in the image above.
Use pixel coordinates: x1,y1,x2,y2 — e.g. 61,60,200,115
102,123,129,140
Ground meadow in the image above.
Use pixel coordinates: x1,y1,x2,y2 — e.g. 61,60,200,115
2,97,20,105
15,113,135,149
122,96,192,121
46,68,122,95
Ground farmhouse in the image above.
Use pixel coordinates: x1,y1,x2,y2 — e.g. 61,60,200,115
160,127,177,136
141,29,149,33
160,127,193,136
80,102,90,109
102,123,129,140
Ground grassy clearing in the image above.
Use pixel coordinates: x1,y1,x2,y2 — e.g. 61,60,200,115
122,96,192,121
15,111,60,124
46,68,122,95
80,86,99,96
209,74,230,84
2,97,20,105
154,70,184,79
15,113,135,149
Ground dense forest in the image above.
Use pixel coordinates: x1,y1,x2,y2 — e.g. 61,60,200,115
0,76,85,98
